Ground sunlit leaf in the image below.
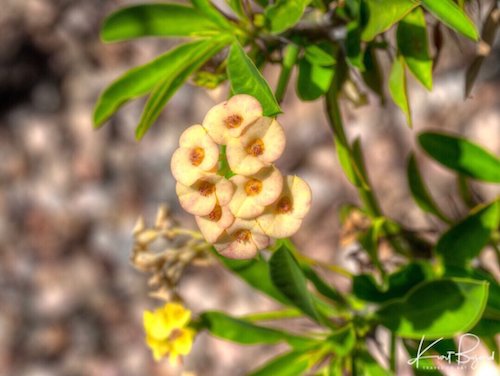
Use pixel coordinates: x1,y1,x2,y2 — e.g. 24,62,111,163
421,0,479,41
418,131,500,182
94,40,208,127
191,0,233,29
227,42,282,116
389,56,412,126
435,201,500,267
101,4,222,42
361,0,418,41
249,350,313,376
264,0,311,34
296,58,334,101
397,8,433,90
377,278,489,339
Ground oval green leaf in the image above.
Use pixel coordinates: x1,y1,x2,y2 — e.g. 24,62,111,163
377,278,489,339
264,0,311,34
435,201,500,267
389,56,412,126
397,7,433,90
421,0,479,41
296,58,334,101
418,131,500,182
101,4,222,42
227,43,282,116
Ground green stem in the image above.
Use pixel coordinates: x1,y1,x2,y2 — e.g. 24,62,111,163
243,308,303,321
389,332,397,373
275,43,300,103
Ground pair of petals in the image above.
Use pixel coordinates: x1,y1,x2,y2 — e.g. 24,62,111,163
257,176,312,239
227,117,286,176
171,124,219,186
202,94,263,145
229,166,283,219
214,219,270,259
176,175,233,216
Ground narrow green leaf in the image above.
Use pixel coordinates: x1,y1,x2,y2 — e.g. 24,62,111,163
93,40,207,127
418,131,500,182
199,311,313,348
361,45,385,102
361,0,419,41
435,201,500,267
407,153,451,223
296,58,335,101
136,38,229,139
304,43,336,66
421,0,479,41
264,0,311,34
346,21,364,69
249,350,312,376
326,325,356,357
397,8,433,90
269,246,321,322
377,278,489,339
191,0,233,29
101,4,221,42
226,0,246,19
389,56,412,126
227,43,282,116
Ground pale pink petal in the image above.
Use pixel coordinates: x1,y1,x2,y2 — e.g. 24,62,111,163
257,211,303,238
253,166,283,206
215,177,235,206
288,176,312,219
176,182,217,216
171,148,208,186
239,117,285,164
226,138,267,176
195,205,234,244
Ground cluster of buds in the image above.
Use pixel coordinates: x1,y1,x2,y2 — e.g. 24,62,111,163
131,205,212,301
171,94,312,259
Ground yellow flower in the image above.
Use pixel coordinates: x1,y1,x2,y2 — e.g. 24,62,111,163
214,218,270,259
171,124,219,186
176,175,234,216
195,203,235,243
143,302,196,364
226,117,285,176
257,176,312,238
228,166,283,219
202,94,263,144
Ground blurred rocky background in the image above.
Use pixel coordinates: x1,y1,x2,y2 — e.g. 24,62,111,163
0,0,499,375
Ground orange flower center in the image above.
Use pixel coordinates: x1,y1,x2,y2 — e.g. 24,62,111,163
244,179,263,196
189,147,205,166
224,114,243,129
246,138,265,156
208,205,222,221
198,181,215,197
276,196,293,214
168,328,183,342
234,229,251,243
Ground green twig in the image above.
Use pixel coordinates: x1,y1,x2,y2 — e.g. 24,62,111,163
275,43,300,103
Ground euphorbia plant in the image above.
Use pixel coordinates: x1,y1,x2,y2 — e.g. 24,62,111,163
94,0,500,374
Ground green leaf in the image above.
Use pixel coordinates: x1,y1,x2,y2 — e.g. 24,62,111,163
94,40,208,127
355,349,391,376
101,4,222,42
199,311,314,348
418,131,500,182
361,0,419,41
353,262,431,303
435,201,500,267
227,42,282,116
249,350,313,376
302,265,346,305
389,56,412,126
346,21,364,69
215,250,290,305
377,278,489,339
136,37,229,139
269,245,321,322
226,0,246,19
326,325,356,356
264,0,311,34
191,0,233,29
421,0,479,41
296,58,335,101
407,153,451,223
397,8,433,90
304,43,336,66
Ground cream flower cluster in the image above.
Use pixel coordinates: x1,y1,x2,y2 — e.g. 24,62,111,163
171,94,311,259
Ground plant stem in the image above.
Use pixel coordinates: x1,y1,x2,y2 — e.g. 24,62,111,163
389,332,397,373
275,43,300,103
243,308,303,321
